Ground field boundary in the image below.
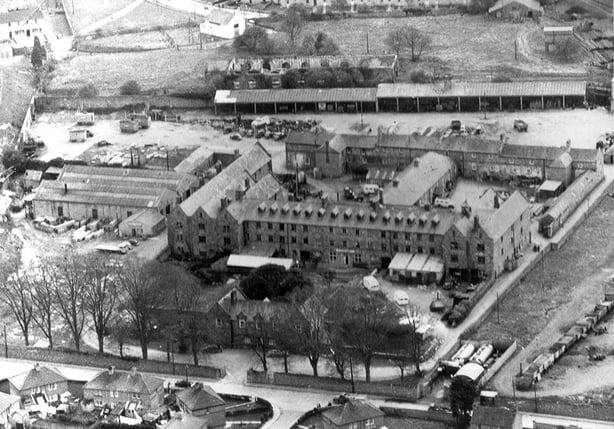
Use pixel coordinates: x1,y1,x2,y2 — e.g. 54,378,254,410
35,95,211,112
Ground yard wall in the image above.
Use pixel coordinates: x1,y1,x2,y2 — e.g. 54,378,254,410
246,370,422,400
35,95,210,113
5,345,225,379
379,406,455,425
481,340,517,385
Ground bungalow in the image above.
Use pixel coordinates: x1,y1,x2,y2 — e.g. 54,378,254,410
0,392,20,428
321,400,385,429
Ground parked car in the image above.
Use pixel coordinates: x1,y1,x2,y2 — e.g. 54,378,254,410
514,120,528,132
86,130,94,138
451,120,461,131
230,133,242,141
393,290,409,306
434,198,455,209
362,275,380,292
97,140,112,147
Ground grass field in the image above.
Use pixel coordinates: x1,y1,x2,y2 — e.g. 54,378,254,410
301,15,589,79
80,30,172,51
99,1,205,33
67,0,134,32
48,48,233,95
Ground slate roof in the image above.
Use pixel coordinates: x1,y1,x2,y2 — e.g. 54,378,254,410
9,365,66,391
321,400,384,426
383,152,455,207
471,405,516,428
501,144,564,160
174,146,216,174
215,88,378,104
478,191,529,239
229,300,292,321
205,8,236,25
120,209,165,227
286,130,333,148
84,369,164,395
176,384,225,412
0,8,43,24
226,174,286,220
570,148,599,163
179,143,271,218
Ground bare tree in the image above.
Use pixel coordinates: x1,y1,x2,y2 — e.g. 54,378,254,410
48,254,87,351
108,316,131,358
251,320,274,372
282,5,307,53
294,287,330,377
83,255,118,353
116,257,165,360
554,37,577,62
30,264,56,349
0,263,33,346
385,27,407,57
405,26,431,62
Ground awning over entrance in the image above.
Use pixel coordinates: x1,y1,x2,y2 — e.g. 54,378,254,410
388,252,444,284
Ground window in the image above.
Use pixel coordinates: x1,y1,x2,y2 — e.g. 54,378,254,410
224,237,231,245
216,319,222,328
291,224,296,231
381,231,386,238
451,254,458,263
405,233,411,240
365,418,376,429
198,223,205,230
342,227,347,234
342,240,347,247
198,236,206,243
256,222,261,229
256,234,262,241
176,221,182,229
471,163,477,171
255,321,261,330
405,245,411,252
176,233,183,242
392,232,398,239
356,229,360,236
268,235,274,242
429,234,434,242
329,226,334,233
329,252,337,262
267,222,273,230
417,246,423,253
272,322,278,331
353,253,362,263
477,256,486,264
303,225,308,232
223,225,230,233
450,241,458,250
279,224,284,231
381,243,387,251
303,237,309,244
291,236,297,243
238,320,246,329
477,243,485,252
329,239,335,246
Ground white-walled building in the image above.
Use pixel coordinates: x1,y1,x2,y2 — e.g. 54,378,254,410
0,8,50,54
200,8,245,40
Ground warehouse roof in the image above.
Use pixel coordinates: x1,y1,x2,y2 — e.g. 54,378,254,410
174,146,216,174
121,209,165,227
215,87,378,104
377,80,585,98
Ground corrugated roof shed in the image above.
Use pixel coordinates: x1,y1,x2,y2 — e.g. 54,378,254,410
215,87,378,104
377,81,585,98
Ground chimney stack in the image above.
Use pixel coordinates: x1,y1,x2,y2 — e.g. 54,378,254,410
234,149,240,160
64,183,68,194
131,367,137,377
34,363,40,372
108,366,115,375
566,139,571,153
474,215,480,230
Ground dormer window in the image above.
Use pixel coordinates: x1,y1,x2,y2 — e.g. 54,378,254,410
293,204,302,215
344,208,352,219
269,203,278,214
305,205,313,217
357,209,365,220
331,207,339,218
395,212,403,223
318,208,326,217
431,214,440,226
419,214,428,225
407,212,416,224
258,202,267,213
383,210,391,223
370,212,377,222
281,203,290,214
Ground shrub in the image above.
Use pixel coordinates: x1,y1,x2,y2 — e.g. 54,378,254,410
77,83,99,98
2,148,26,173
281,69,302,88
491,73,513,83
409,69,433,83
120,80,141,95
357,4,370,13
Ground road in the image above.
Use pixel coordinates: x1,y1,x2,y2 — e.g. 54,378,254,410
77,0,146,36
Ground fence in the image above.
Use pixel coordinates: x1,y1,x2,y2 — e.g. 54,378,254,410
247,370,422,401
380,406,455,425
5,345,225,379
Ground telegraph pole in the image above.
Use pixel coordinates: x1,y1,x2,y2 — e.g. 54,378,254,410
3,323,7,358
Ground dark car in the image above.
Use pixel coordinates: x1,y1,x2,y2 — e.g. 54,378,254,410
97,140,111,147
451,120,461,131
86,130,94,138
514,120,528,132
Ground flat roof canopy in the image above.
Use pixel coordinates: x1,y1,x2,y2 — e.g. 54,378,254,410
215,88,377,105
389,252,444,275
227,254,294,270
538,180,563,192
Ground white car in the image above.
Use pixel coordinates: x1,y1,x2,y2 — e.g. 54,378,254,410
393,290,409,306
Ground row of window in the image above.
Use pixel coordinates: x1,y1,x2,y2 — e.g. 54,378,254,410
217,318,279,331
31,383,57,395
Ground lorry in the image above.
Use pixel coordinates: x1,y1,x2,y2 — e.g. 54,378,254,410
95,242,131,254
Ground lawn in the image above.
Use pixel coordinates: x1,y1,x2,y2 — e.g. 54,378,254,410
98,1,206,33
300,15,589,79
66,0,134,33
47,47,233,96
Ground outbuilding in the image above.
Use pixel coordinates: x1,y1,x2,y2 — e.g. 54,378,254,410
199,8,245,40
119,209,166,238
69,128,87,142
488,0,543,18
23,169,42,190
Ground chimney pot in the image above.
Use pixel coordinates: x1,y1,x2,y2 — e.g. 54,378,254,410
474,215,480,230
131,367,137,377
108,366,115,375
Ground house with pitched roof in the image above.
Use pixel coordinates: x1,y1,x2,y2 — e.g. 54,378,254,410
168,143,275,259
0,363,68,404
175,383,226,428
286,129,334,170
320,400,385,429
382,152,457,208
470,405,517,429
0,8,49,54
83,367,164,410
199,8,245,40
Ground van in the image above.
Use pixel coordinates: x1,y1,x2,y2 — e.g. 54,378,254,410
361,184,380,195
434,198,455,209
393,290,409,306
362,275,380,292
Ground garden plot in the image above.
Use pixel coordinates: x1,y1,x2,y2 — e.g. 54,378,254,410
97,1,205,33
80,30,172,51
67,0,134,33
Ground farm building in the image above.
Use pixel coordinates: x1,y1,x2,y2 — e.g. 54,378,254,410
69,128,87,142
214,87,379,115
23,169,42,190
215,80,586,114
75,112,95,125
199,8,245,40
0,8,50,54
488,0,543,18
174,146,217,175
119,209,166,238
544,26,574,51
32,165,199,221
119,119,139,133
376,80,585,112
